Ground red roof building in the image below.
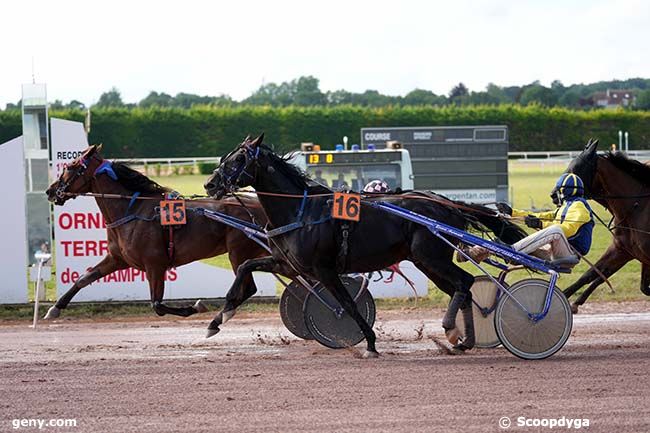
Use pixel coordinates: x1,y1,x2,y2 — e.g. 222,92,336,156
591,89,637,108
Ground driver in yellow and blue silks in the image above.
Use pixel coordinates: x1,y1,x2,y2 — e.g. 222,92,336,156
461,173,595,265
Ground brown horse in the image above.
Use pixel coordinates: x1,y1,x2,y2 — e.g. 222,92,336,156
44,144,269,319
562,139,650,312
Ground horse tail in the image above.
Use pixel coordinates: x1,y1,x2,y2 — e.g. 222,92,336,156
457,202,527,245
398,191,526,245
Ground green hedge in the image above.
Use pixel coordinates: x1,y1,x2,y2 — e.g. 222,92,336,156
197,162,218,175
1,105,648,157
0,110,22,145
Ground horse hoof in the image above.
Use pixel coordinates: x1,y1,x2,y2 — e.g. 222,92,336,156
445,327,461,345
570,304,579,314
193,300,208,313
451,344,471,355
206,327,221,338
362,350,380,359
43,306,61,320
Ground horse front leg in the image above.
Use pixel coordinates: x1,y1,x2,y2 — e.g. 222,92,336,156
564,244,630,299
206,256,280,338
570,245,631,313
641,263,650,296
315,268,378,358
44,254,127,319
563,266,602,300
147,266,208,318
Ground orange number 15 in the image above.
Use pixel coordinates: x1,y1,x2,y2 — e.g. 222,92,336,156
160,200,187,225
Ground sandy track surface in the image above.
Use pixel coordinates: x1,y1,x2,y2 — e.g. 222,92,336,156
1,302,649,433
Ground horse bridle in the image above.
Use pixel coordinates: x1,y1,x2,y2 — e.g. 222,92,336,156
55,153,103,199
217,143,260,193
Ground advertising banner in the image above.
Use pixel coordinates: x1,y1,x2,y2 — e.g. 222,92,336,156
50,119,429,300
50,118,276,301
0,137,28,303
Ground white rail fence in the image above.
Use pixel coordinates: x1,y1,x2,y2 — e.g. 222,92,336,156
112,157,221,176
509,149,650,161
115,150,650,172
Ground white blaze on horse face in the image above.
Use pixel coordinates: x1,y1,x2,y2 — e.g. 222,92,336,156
222,310,235,324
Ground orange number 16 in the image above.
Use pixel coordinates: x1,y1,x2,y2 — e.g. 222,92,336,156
332,192,361,222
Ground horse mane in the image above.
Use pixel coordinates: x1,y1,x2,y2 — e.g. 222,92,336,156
260,145,331,193
566,144,598,193
111,162,171,195
602,151,650,187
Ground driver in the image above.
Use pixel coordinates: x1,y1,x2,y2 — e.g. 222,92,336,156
460,173,595,264
362,179,391,193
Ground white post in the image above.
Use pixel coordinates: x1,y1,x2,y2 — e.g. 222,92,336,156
31,252,51,328
37,275,46,301
343,136,348,151
27,158,34,192
624,131,629,152
618,130,623,150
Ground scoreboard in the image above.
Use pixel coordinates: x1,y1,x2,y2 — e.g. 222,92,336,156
304,150,404,166
360,125,509,203
290,148,413,192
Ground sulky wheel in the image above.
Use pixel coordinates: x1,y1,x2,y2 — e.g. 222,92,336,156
456,275,503,349
494,278,572,360
279,282,314,340
303,275,376,349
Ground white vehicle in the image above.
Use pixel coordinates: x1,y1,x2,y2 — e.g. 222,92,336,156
288,146,414,192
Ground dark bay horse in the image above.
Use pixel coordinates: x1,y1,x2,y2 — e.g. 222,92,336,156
561,139,650,311
45,145,269,319
204,134,526,357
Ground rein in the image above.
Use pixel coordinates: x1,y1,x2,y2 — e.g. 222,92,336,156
62,191,263,207
66,187,617,226
55,154,101,199
63,191,160,200
232,192,263,228
591,191,650,199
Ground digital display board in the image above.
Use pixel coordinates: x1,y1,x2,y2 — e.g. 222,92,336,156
304,151,402,166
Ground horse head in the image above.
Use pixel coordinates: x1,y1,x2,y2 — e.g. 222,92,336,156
204,134,264,199
46,144,105,205
551,138,599,204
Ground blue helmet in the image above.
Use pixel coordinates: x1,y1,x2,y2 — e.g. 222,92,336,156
555,173,585,198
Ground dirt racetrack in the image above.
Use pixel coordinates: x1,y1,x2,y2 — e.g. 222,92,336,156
1,301,649,433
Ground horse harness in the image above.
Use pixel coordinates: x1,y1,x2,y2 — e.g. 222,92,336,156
261,189,355,272
88,162,181,265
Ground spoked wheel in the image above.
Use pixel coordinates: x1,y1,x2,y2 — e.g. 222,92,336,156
304,276,376,349
494,278,572,360
279,282,313,340
456,276,503,348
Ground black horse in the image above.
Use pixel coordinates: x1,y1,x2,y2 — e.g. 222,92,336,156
204,135,526,357
561,139,650,311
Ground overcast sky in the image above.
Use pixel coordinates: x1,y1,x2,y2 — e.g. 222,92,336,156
2,0,649,108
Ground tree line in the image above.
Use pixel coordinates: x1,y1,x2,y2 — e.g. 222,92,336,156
4,76,650,111
1,105,648,157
